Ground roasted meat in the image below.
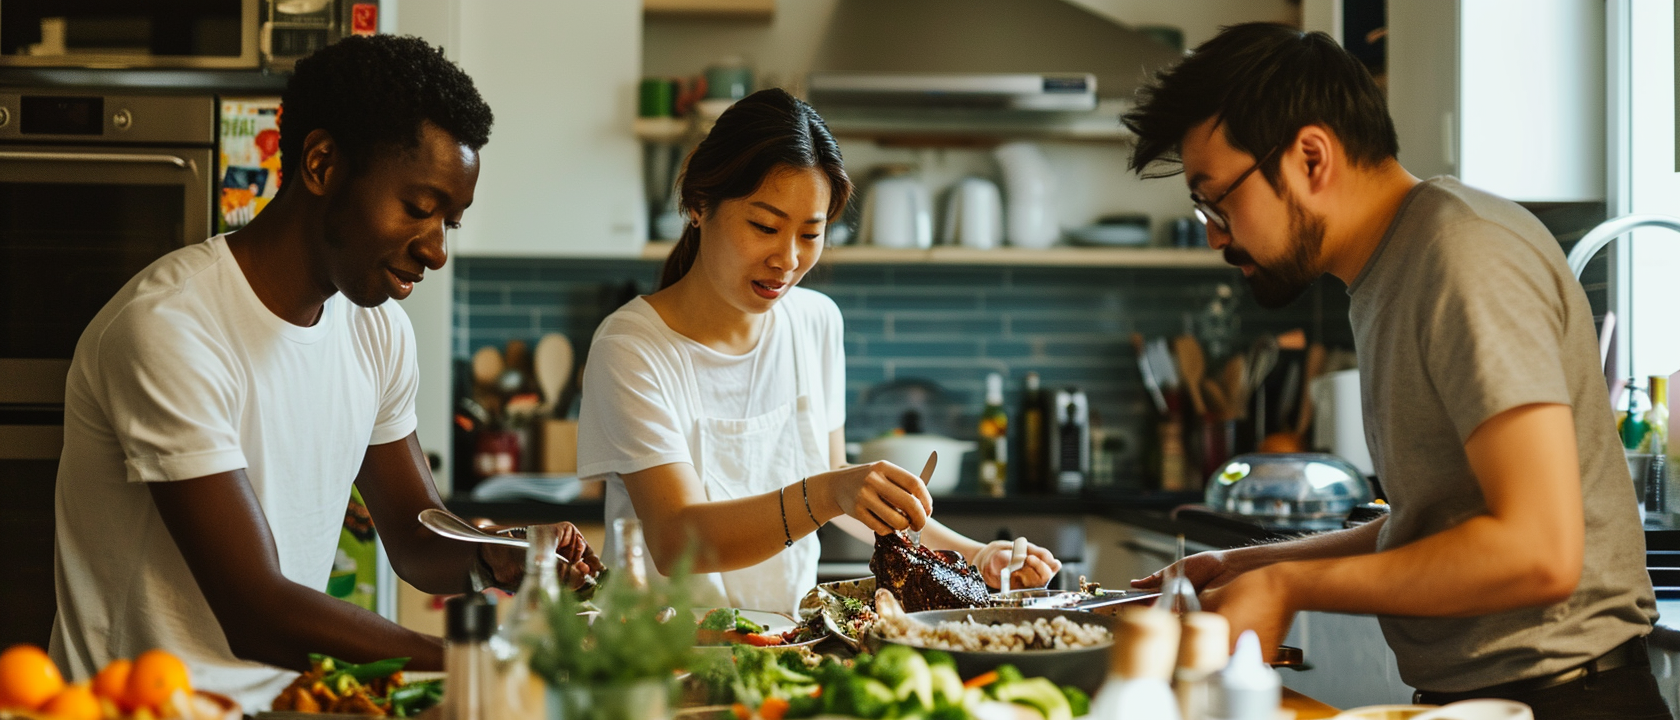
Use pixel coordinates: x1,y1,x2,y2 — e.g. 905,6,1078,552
870,532,989,612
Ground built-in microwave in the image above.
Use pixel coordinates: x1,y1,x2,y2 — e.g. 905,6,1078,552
0,0,378,72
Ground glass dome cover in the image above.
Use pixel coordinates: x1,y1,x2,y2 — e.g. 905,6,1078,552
1204,453,1373,522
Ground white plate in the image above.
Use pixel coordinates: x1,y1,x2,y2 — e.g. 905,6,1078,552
693,608,797,636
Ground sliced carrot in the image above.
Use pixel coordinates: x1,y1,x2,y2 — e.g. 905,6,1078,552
760,697,791,720
740,633,785,647
963,671,1000,690
810,686,823,698
732,703,752,720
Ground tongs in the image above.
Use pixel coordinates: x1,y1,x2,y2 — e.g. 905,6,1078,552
417,508,600,590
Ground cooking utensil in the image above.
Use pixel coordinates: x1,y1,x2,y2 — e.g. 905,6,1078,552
471,346,505,388
1146,338,1180,391
1248,335,1280,436
1203,453,1372,531
1223,355,1249,421
417,509,597,589
1174,335,1207,417
1131,333,1169,413
998,536,1028,596
534,333,575,416
906,452,936,547
872,608,1116,696
1296,343,1327,436
1202,379,1228,420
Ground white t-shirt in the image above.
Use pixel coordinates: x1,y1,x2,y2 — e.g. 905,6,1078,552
49,236,418,711
577,289,845,607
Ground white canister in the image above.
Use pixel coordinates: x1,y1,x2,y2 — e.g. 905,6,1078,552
993,141,1059,249
861,175,933,249
942,177,1003,249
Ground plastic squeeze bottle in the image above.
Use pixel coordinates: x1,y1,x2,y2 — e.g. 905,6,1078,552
1090,607,1183,720
1174,612,1231,720
1208,630,1281,720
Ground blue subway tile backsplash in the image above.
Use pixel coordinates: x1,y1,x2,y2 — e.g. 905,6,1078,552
454,255,1356,479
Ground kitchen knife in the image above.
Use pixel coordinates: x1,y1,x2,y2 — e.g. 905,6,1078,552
907,451,936,548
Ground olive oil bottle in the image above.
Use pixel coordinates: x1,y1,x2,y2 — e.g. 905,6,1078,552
978,373,1009,497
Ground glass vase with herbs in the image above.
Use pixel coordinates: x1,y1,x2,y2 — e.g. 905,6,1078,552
528,548,695,720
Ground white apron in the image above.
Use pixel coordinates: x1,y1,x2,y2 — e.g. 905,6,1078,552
683,308,828,615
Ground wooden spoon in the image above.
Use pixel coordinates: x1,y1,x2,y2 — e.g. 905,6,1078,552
1295,343,1327,437
533,333,575,417
1174,335,1207,417
1222,355,1248,421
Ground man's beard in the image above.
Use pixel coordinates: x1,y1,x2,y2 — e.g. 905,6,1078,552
1223,194,1326,309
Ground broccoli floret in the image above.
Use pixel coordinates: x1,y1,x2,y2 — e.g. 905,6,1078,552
1060,686,1090,717
922,650,956,671
825,676,897,719
929,704,969,720
700,608,739,631
786,693,823,719
992,678,1072,720
993,664,1026,686
869,645,935,710
929,664,965,707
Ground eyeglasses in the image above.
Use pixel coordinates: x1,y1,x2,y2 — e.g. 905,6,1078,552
1190,143,1284,231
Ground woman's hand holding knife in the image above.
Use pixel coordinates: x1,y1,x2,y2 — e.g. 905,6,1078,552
809,460,934,535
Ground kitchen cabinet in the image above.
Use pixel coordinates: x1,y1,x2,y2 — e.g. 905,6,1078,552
1084,516,1215,588
404,0,646,258
1380,0,1604,202
1280,612,1415,710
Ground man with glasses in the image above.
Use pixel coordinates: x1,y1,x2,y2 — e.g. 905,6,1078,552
1126,22,1666,719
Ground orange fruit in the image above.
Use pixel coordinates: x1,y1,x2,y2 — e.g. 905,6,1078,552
0,644,65,710
92,658,132,709
41,683,100,720
126,649,191,711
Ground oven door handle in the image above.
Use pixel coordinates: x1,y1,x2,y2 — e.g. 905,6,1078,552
0,151,197,171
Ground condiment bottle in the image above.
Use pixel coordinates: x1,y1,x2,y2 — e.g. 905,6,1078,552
1208,631,1280,720
1090,608,1183,720
1019,372,1049,494
491,525,559,719
1174,612,1231,720
979,372,1010,497
443,593,497,720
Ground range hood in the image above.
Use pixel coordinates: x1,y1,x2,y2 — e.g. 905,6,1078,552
808,73,1098,112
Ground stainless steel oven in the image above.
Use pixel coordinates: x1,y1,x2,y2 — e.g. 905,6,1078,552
0,90,213,648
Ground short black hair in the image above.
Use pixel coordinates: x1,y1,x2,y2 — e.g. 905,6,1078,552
279,34,493,184
1123,22,1398,185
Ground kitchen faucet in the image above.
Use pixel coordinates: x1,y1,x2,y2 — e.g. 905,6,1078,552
1563,212,1680,395
1565,213,1680,279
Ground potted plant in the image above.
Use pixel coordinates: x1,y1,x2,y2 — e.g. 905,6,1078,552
529,569,697,720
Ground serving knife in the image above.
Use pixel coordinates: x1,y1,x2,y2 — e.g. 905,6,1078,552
905,451,937,548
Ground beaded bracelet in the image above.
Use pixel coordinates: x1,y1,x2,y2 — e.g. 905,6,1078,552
779,484,794,548
801,477,821,527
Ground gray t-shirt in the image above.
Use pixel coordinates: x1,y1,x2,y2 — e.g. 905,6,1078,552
1348,177,1655,692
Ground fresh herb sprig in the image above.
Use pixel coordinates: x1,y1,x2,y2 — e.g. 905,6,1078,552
528,565,697,686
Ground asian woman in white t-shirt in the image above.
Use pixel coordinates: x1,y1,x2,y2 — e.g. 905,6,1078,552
577,89,1061,614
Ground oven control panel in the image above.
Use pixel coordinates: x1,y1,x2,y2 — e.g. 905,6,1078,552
0,92,213,144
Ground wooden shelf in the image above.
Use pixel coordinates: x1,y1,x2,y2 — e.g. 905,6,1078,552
639,242,1228,268
644,0,773,19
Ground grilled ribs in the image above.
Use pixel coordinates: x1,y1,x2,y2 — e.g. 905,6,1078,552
870,532,989,612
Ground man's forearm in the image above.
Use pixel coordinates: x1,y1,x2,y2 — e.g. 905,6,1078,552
216,578,444,672
387,529,480,595
1264,512,1573,617
1228,515,1386,572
